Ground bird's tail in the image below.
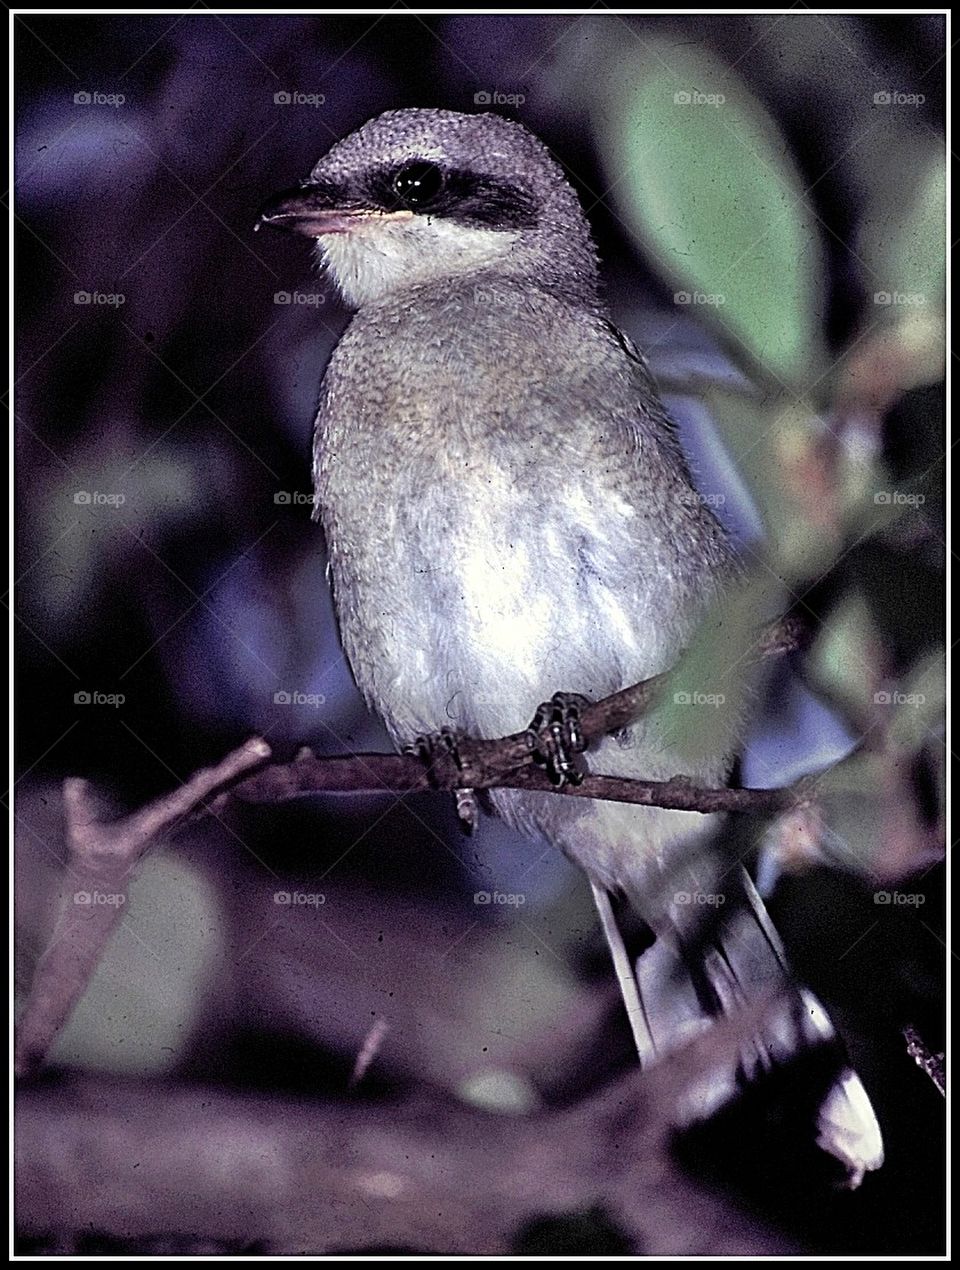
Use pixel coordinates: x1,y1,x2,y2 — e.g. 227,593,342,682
591,865,884,1188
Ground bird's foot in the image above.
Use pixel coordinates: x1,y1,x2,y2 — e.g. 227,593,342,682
403,728,477,833
403,726,462,774
525,692,590,787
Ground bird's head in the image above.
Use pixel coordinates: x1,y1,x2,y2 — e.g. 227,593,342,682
258,108,598,307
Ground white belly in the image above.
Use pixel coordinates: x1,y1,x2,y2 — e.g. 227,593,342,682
335,467,673,746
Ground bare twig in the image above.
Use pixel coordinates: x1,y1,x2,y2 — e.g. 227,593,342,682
227,754,806,814
903,1025,946,1096
350,1019,390,1089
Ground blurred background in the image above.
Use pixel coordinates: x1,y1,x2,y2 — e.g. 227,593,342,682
13,11,945,1256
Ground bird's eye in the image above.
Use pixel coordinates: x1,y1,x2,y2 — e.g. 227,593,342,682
391,162,445,208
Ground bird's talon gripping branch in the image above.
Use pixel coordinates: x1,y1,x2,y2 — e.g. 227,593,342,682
526,692,591,787
404,729,476,824
403,727,464,783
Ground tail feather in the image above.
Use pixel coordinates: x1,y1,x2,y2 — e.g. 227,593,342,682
590,863,884,1187
590,880,657,1059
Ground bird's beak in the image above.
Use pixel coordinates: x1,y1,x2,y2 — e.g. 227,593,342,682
256,184,413,236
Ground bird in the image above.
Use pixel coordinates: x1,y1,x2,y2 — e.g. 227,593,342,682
259,107,883,1186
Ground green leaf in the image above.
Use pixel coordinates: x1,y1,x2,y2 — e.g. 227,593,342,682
854,145,945,392
596,39,825,387
884,648,945,753
705,387,842,578
650,566,783,768
810,750,893,876
50,853,223,1074
859,143,946,315
809,589,880,726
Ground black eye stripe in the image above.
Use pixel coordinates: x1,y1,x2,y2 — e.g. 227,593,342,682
361,164,539,230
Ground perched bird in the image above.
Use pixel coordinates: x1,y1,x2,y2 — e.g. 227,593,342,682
259,108,883,1185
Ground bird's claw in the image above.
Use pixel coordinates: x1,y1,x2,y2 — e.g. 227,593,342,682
404,728,476,830
525,692,590,787
403,726,462,771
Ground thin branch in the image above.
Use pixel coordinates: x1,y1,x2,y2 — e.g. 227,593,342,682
903,1025,946,1096
226,752,806,814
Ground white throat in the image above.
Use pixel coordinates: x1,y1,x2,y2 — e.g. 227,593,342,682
317,216,520,307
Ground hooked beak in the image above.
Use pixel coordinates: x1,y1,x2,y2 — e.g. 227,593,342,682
256,183,413,236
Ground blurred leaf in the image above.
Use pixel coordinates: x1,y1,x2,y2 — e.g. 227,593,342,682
812,743,938,882
859,144,945,317
884,648,945,752
706,388,845,577
50,852,223,1074
809,589,881,727
597,39,825,387
847,145,945,404
839,319,944,416
764,803,830,874
810,750,891,877
457,1068,541,1114
807,645,945,879
651,567,783,767
29,438,201,634
824,410,885,522
646,343,759,397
